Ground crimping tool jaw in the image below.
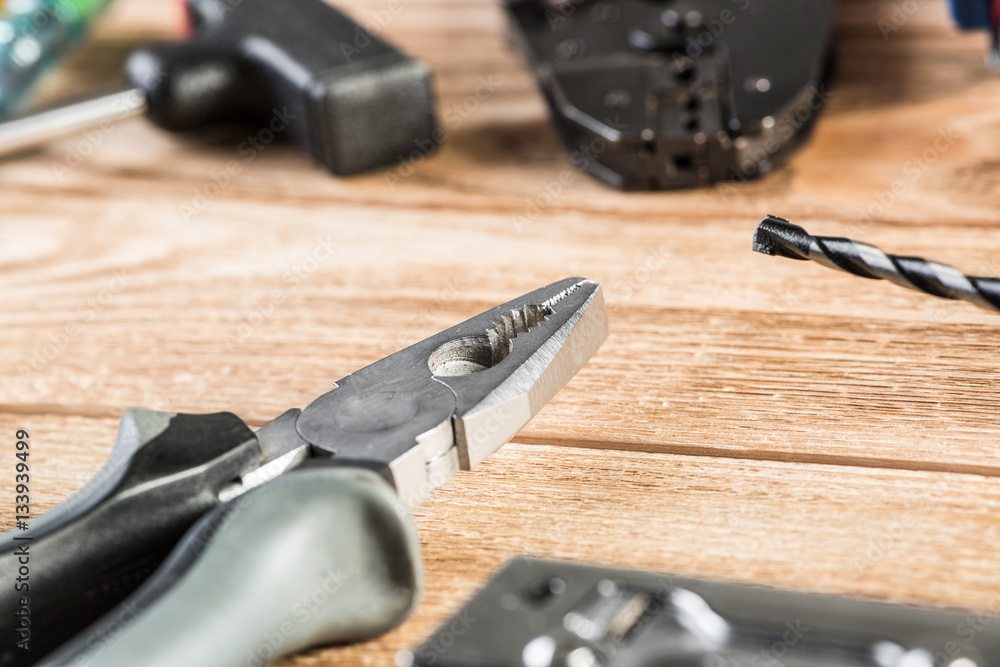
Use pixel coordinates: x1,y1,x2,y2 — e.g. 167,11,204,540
295,278,608,508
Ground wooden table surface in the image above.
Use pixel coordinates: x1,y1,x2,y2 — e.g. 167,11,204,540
5,0,1000,664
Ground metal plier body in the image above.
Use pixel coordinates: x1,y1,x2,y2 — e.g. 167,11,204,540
0,278,608,667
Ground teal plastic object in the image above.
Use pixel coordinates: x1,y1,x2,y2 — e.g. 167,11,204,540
0,0,114,115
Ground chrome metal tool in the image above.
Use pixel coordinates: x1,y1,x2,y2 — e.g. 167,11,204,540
409,558,1000,667
0,277,609,667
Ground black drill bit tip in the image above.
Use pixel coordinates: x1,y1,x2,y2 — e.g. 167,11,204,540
752,215,813,260
751,215,1000,314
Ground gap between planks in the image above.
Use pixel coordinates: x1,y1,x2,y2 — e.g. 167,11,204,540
3,404,1000,482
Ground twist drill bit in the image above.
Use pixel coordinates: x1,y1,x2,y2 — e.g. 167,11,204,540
752,215,1000,313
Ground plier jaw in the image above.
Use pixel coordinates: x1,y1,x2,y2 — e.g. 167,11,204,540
295,277,609,507
0,278,608,667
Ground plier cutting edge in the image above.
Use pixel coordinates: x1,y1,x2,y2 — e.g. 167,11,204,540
0,277,609,667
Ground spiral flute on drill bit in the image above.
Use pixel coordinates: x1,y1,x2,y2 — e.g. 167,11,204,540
752,215,1000,313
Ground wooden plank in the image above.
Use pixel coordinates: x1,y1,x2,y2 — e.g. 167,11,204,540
3,212,1000,470
276,441,1000,664
4,413,1000,665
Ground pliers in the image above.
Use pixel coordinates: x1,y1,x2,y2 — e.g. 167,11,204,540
0,277,609,667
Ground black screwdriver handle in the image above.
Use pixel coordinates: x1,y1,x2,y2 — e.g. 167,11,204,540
0,410,262,667
126,40,269,131
123,0,438,176
42,466,423,667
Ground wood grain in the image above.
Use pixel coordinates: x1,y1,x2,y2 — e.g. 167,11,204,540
4,413,1000,665
4,0,1000,664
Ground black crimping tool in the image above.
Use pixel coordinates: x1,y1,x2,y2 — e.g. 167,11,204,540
504,0,836,190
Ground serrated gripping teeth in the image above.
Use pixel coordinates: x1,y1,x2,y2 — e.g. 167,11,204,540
486,304,551,366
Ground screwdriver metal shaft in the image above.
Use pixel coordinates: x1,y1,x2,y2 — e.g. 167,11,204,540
0,86,146,158
753,215,1000,313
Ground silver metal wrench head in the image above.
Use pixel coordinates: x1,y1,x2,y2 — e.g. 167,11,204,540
295,277,609,507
